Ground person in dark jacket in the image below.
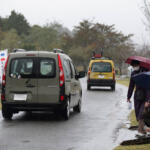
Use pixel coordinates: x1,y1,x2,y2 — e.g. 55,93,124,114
127,60,150,135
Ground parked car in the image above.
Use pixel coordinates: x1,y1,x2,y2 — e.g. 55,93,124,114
87,56,116,91
1,49,85,120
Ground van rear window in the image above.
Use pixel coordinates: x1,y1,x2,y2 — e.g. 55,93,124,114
91,62,112,72
10,58,34,78
9,58,56,79
39,58,56,78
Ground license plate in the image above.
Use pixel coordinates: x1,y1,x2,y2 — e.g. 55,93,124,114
98,75,104,79
14,94,27,101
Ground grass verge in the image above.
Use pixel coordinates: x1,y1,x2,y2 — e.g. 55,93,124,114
114,78,150,150
129,110,138,127
114,144,150,150
116,78,129,87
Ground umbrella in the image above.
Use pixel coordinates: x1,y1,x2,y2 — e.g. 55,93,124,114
132,71,150,90
125,56,150,70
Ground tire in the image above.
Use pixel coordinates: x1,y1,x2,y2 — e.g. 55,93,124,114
87,84,91,90
111,84,115,91
2,105,13,120
73,98,82,113
62,100,70,120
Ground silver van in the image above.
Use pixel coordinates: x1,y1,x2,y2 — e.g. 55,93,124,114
1,50,85,120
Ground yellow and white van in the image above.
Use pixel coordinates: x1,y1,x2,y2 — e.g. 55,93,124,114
87,57,116,91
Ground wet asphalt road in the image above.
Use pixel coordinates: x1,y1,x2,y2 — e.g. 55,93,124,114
0,78,130,150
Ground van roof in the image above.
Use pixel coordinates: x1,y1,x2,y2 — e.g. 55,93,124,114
10,51,53,55
90,59,114,63
9,50,71,60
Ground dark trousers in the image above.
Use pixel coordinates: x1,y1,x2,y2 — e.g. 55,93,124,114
134,99,145,121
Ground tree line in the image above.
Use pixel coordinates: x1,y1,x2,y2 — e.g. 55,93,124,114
0,10,135,74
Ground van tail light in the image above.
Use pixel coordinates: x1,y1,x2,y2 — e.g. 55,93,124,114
57,54,65,101
2,71,6,86
87,68,91,80
60,95,64,101
57,54,64,87
1,94,5,101
1,55,9,101
1,69,6,100
112,68,115,80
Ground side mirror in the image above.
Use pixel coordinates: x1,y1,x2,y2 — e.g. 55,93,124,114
75,71,86,79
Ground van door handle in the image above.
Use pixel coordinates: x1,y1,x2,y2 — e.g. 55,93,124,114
26,84,35,88
25,79,31,84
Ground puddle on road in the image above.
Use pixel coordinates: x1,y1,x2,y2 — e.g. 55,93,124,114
112,122,126,142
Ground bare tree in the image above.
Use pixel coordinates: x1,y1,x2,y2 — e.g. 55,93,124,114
142,0,150,31
136,43,150,58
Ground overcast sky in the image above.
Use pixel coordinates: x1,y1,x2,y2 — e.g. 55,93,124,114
0,0,150,44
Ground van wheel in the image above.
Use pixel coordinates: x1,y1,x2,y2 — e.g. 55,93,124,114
73,99,82,113
62,100,70,120
87,84,91,90
111,84,115,91
2,106,13,120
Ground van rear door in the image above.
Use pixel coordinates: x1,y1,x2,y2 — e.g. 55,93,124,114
6,55,38,103
37,53,60,103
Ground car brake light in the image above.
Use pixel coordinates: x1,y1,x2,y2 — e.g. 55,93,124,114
57,54,64,87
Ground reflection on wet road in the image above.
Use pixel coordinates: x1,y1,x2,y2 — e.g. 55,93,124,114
0,78,130,150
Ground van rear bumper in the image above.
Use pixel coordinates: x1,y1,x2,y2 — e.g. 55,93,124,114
2,101,67,111
87,79,116,86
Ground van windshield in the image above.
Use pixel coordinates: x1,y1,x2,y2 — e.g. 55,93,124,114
91,62,112,72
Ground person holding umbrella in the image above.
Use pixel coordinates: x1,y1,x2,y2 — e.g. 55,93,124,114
127,59,150,136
